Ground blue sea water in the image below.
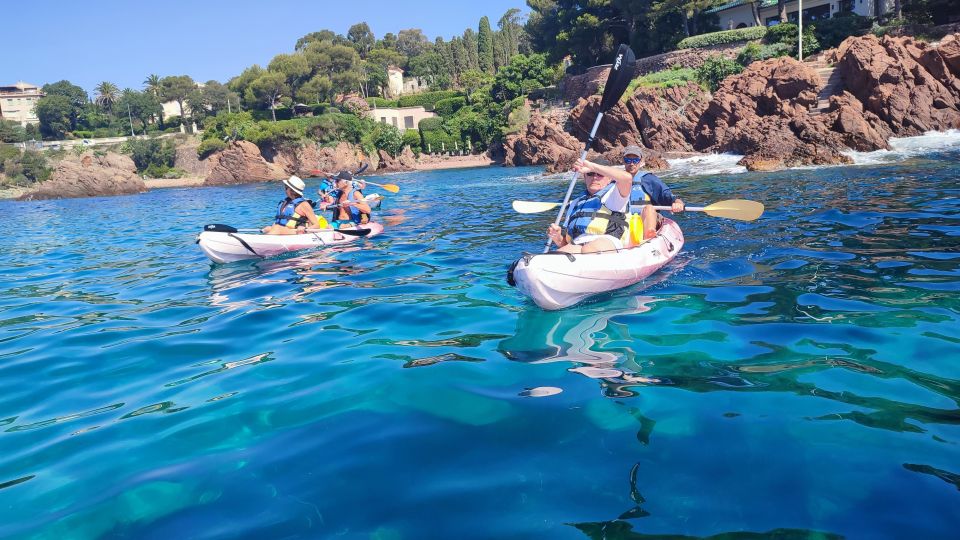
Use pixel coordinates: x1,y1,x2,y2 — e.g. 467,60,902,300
0,143,958,539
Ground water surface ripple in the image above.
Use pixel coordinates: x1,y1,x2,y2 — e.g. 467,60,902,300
0,152,958,539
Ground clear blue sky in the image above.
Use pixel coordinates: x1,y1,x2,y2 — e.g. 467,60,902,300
3,0,526,96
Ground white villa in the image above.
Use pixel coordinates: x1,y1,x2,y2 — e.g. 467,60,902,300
708,0,895,29
366,105,436,130
385,66,425,98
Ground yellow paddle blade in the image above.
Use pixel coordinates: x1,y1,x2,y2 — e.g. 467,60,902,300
702,199,764,221
513,200,561,213
379,183,400,193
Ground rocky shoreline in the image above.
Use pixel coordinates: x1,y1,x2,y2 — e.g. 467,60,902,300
7,33,960,201
505,33,960,172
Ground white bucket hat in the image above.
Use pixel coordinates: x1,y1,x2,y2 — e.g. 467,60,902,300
283,175,305,196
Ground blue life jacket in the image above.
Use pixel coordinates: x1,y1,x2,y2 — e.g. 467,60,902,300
630,184,651,208
564,183,628,242
274,197,307,228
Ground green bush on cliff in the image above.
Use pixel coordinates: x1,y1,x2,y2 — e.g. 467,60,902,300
196,138,226,159
367,97,399,108
124,137,176,176
677,26,767,50
765,23,820,57
397,90,462,110
402,129,421,153
736,42,791,66
0,147,50,185
362,123,404,156
696,55,744,92
433,97,467,117
623,67,697,98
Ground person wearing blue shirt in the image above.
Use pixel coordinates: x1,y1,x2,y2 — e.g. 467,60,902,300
622,145,685,240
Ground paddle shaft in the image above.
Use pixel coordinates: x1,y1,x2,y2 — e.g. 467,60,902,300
544,113,604,253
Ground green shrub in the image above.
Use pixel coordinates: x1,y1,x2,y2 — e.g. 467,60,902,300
624,67,697,97
72,130,94,139
418,116,460,152
397,90,462,110
366,97,399,108
124,137,176,174
196,138,226,159
696,55,745,92
433,96,467,117
811,14,872,49
312,103,331,115
765,23,820,56
736,42,792,66
0,148,50,185
402,129,421,152
677,26,767,49
365,123,404,156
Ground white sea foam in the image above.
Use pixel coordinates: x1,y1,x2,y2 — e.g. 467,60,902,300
845,129,960,165
662,153,747,177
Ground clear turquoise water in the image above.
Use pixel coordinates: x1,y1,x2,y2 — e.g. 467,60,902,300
0,151,958,539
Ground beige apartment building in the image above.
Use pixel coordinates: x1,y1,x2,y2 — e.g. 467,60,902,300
367,105,436,130
0,81,43,126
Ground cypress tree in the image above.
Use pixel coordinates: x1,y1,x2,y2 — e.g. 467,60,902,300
478,16,494,74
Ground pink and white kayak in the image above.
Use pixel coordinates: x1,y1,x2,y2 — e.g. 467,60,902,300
197,223,384,264
508,217,684,310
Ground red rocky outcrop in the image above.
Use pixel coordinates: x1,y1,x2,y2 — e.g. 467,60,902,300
377,146,417,172
694,56,852,169
267,141,367,178
204,141,286,185
834,33,960,136
503,111,582,173
19,153,146,200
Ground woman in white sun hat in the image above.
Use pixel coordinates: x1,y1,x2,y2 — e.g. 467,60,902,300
261,175,327,235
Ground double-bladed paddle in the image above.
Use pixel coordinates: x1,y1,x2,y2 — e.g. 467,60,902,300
544,43,637,253
309,162,401,193
512,199,765,221
203,224,372,236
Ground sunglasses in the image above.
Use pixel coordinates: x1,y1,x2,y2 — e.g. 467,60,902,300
623,157,642,164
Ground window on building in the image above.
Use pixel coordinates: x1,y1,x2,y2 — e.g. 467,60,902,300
381,117,387,123
392,117,398,127
404,116,414,129
839,0,855,13
804,4,831,21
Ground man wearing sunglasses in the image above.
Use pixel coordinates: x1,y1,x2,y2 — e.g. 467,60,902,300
622,145,684,240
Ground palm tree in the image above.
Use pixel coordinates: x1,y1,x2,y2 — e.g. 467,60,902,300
94,81,119,113
143,74,161,97
143,74,164,128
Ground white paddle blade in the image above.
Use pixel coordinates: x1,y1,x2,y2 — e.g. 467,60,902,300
513,201,561,214
703,199,765,221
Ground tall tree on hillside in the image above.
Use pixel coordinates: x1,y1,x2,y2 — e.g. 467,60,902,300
295,29,348,51
159,75,196,130
397,28,430,57
94,81,120,113
348,22,376,58
525,0,632,69
249,72,289,122
34,95,74,138
450,37,469,80
228,65,264,110
41,80,88,131
301,74,333,104
116,89,161,134
463,29,480,70
478,16,495,73
380,32,398,51
498,8,525,58
269,53,310,106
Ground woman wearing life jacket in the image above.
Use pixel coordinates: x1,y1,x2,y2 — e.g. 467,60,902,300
546,158,634,254
621,145,684,240
261,175,325,235
318,171,372,229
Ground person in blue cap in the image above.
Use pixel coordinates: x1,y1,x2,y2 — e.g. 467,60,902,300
622,145,684,240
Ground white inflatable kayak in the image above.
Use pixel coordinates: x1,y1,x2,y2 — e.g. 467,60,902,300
197,223,384,264
508,217,684,310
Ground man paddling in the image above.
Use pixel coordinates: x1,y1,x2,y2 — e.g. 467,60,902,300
622,145,684,240
261,175,326,235
319,171,372,229
546,158,634,254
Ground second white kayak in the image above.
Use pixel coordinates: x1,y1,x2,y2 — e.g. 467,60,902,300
197,223,385,264
508,217,684,310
